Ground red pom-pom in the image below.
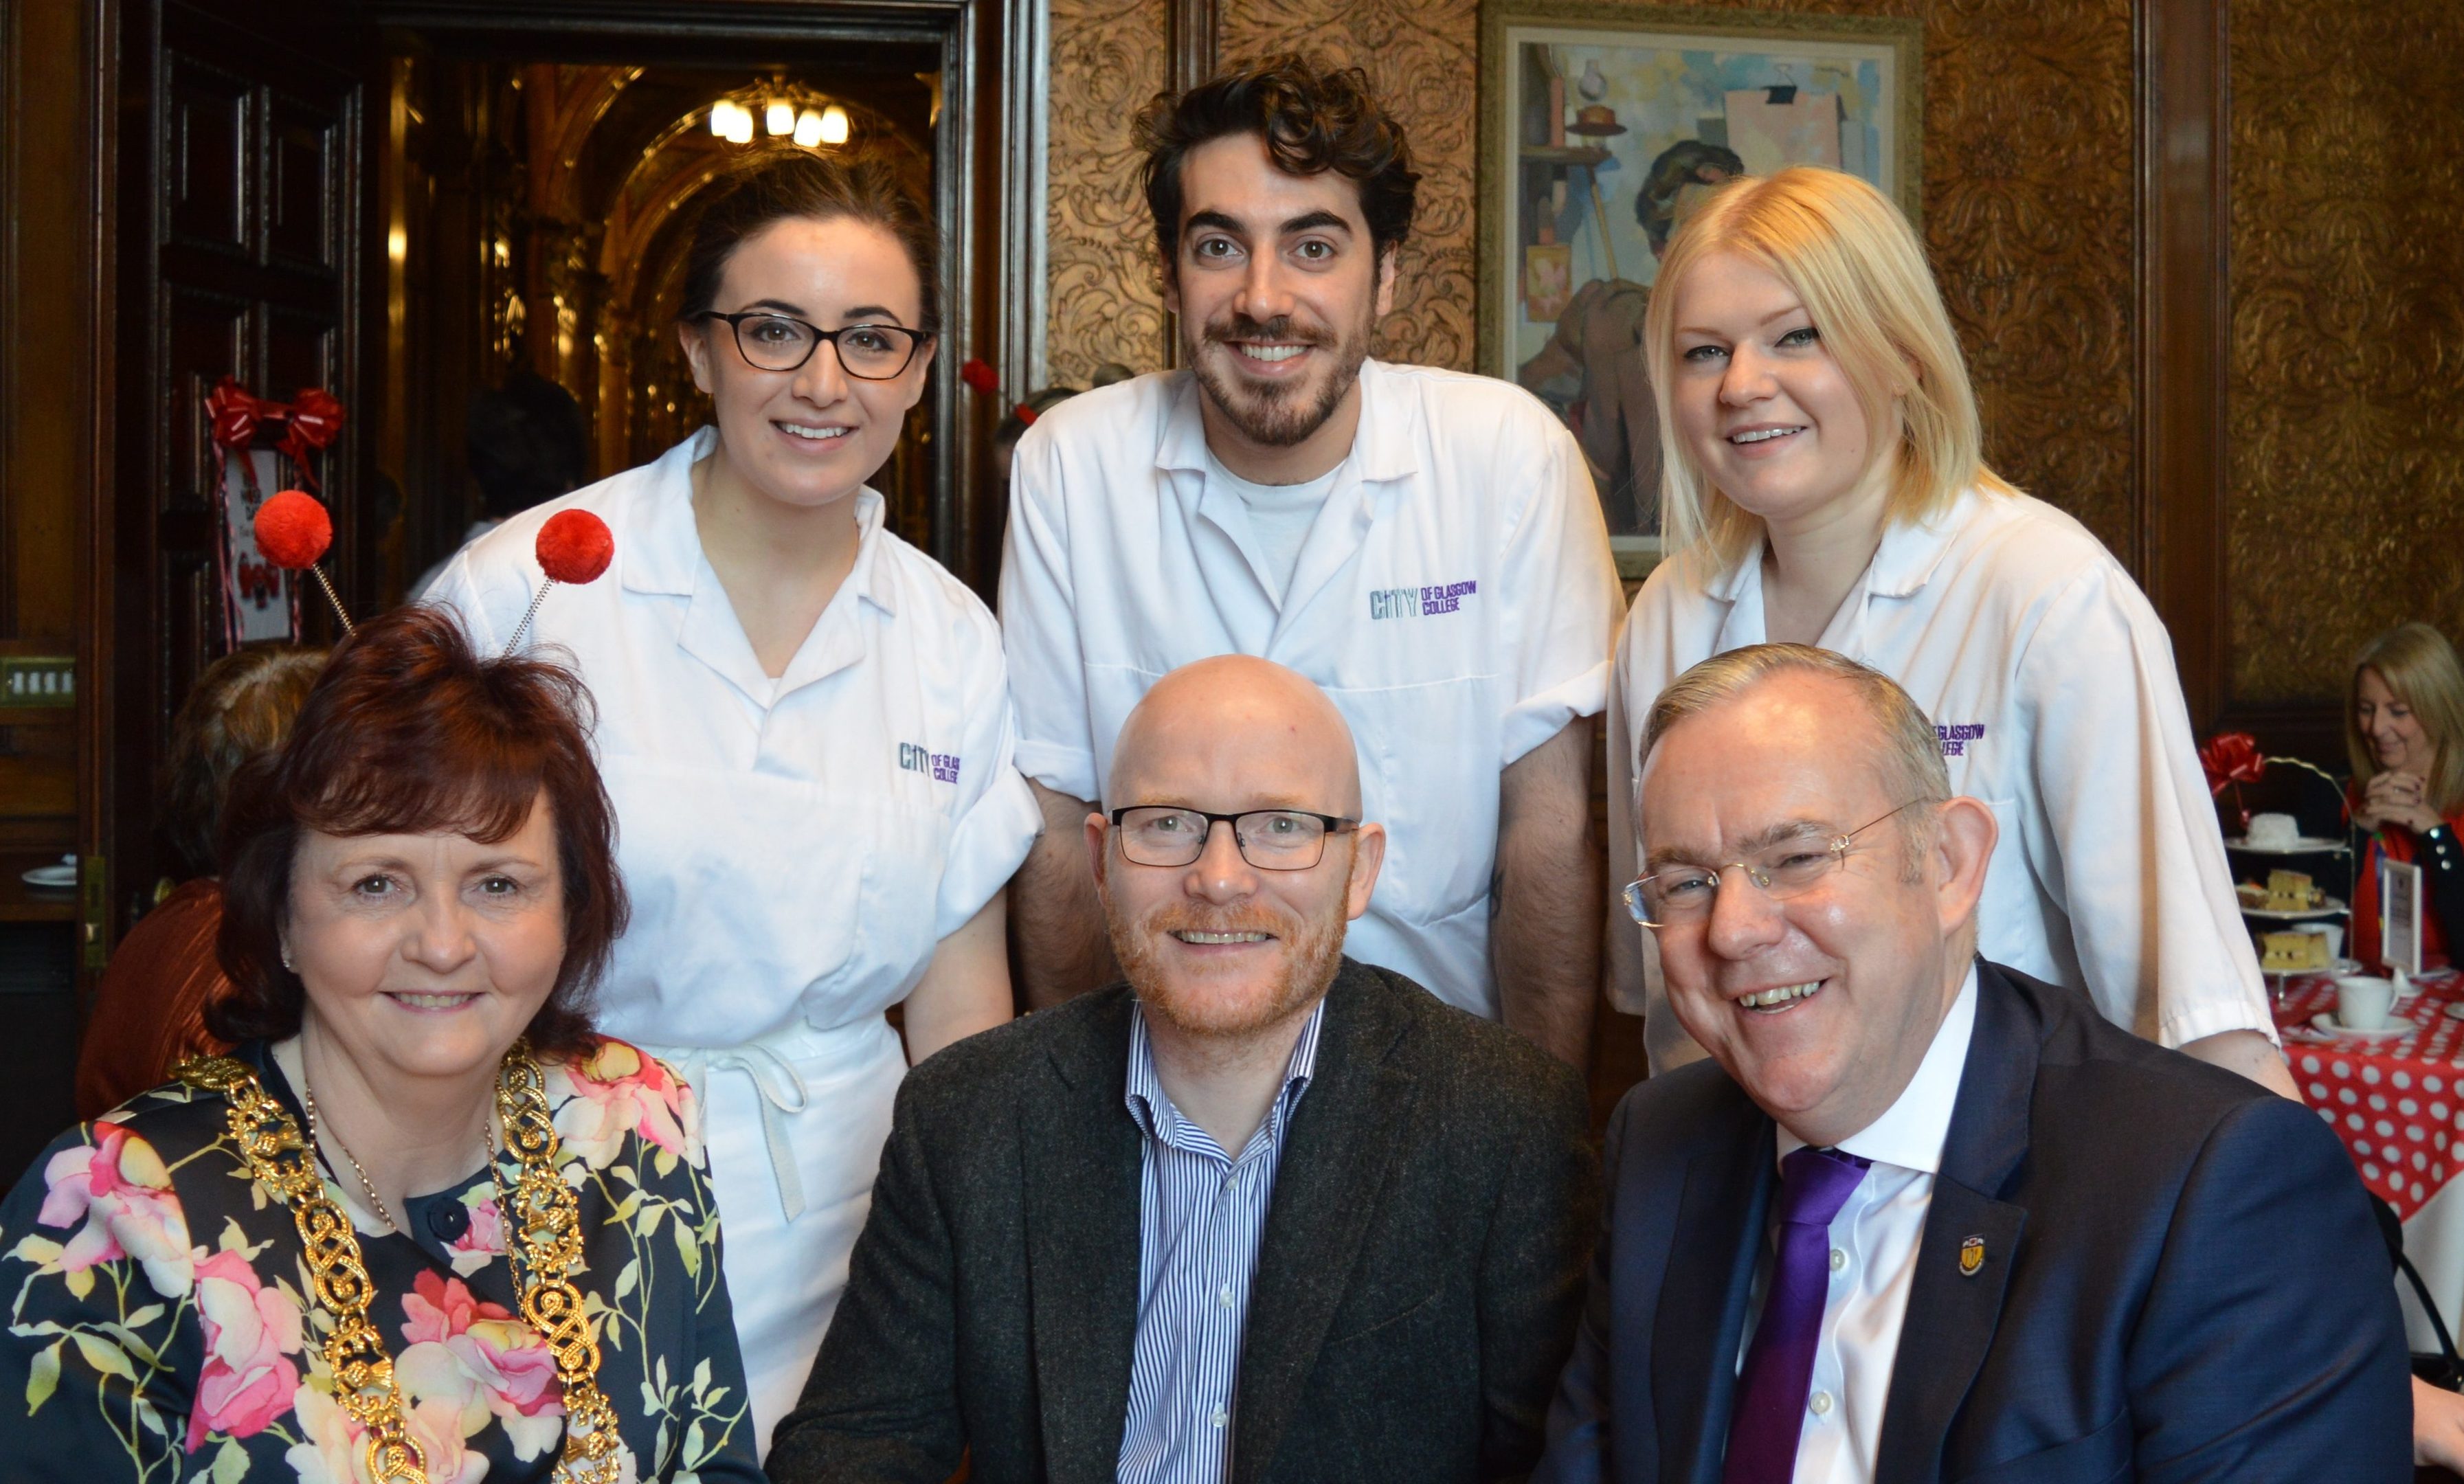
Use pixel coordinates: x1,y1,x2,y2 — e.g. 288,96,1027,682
537,509,614,585
1013,401,1040,427
959,358,999,395
253,490,332,570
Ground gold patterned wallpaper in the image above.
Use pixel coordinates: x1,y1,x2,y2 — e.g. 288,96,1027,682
2226,0,2464,704
1044,0,2138,556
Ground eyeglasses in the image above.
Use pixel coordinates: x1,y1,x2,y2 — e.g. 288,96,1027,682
1623,800,1923,929
1108,806,1360,872
695,311,932,379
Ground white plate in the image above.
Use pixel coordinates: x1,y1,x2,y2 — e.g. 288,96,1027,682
2226,835,2349,854
2264,956,2364,980
19,858,74,890
2310,1012,2409,1041
2241,896,2348,921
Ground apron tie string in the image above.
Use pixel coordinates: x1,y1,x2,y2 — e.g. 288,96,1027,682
656,1042,812,1222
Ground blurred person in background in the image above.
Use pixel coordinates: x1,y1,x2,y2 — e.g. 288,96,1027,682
74,644,325,1117
408,368,590,600
2348,622,2464,973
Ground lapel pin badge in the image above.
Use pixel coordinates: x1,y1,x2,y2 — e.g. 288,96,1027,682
1959,1235,1986,1277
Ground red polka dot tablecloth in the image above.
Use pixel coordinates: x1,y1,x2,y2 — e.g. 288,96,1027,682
2277,972,2464,1221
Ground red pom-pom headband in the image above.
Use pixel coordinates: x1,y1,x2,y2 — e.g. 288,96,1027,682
254,492,614,651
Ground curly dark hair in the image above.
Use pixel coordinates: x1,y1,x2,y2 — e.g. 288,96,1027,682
1134,55,1420,280
208,605,627,1058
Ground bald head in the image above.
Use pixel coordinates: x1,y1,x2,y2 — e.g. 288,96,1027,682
1109,655,1363,816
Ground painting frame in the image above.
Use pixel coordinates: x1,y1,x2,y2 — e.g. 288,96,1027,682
1477,1,1923,575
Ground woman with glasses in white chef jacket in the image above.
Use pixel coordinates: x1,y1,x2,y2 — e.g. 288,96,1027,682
427,153,1040,1452
1605,166,2296,1100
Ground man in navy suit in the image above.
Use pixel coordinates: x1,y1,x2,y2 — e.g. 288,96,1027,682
1538,642,2410,1484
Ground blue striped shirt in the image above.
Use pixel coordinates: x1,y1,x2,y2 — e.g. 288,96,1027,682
1115,1000,1328,1484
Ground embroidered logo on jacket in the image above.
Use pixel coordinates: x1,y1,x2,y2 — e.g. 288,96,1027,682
1936,723,1986,758
899,743,962,783
1368,578,1479,620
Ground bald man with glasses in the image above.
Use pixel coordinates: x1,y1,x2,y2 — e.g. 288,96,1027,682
770,654,1596,1484
1536,642,2406,1484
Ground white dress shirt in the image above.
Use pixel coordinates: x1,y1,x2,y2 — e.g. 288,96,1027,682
1000,361,1622,1017
1613,487,2272,1072
1747,965,1980,1484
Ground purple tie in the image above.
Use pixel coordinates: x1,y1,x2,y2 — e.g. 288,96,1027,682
1721,1145,1872,1484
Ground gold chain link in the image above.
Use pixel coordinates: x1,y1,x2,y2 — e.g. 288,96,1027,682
177,1043,622,1483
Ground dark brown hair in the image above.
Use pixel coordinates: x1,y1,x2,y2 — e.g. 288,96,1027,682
208,606,627,1057
1134,55,1420,279
164,646,327,876
677,152,941,333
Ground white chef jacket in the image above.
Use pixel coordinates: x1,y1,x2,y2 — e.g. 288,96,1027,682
1747,967,1978,1484
1611,486,2271,1072
425,427,1042,1445
999,361,1623,1017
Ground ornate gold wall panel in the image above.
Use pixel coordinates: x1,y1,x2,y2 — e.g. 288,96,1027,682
2226,0,2464,704
1046,0,1172,387
1049,0,2136,555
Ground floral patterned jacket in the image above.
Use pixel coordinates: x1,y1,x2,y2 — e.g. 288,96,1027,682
0,1037,762,1483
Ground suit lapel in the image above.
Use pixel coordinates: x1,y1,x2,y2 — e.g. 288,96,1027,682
1873,963,2039,1484
1023,991,1147,1484
1230,965,1414,1484
1654,1093,1776,1484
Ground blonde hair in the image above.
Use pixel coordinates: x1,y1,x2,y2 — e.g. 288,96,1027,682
2349,623,2464,816
1642,643,1949,864
1645,167,2017,567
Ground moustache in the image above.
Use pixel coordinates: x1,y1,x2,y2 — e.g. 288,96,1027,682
1143,903,1294,940
1200,313,1334,350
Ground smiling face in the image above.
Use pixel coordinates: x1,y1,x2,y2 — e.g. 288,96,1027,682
1668,250,1891,538
1090,658,1385,1042
680,214,934,513
1639,671,1988,1145
1165,133,1395,458
2357,666,2434,776
283,796,568,1089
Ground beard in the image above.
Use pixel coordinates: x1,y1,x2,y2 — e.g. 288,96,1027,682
1186,306,1374,449
1109,892,1349,1042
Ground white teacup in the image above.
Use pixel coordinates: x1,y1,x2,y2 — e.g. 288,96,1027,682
2296,921,2345,960
2335,975,2397,1031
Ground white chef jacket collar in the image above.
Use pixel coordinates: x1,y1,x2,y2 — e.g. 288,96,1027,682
1702,486,1984,608
1153,359,1422,487
620,427,897,616
1776,960,1978,1177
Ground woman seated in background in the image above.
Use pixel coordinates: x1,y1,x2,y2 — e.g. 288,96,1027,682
2349,621,2464,971
74,644,324,1117
0,607,760,1483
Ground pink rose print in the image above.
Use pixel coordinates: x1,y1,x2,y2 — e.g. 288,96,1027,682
36,1120,194,1296
447,1193,504,1278
401,1270,563,1450
555,1039,702,1170
186,1248,304,1451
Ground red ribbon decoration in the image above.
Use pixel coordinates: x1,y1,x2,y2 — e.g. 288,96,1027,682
2198,731,2267,798
205,377,346,489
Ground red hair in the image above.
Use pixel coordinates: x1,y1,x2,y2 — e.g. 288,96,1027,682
209,606,627,1056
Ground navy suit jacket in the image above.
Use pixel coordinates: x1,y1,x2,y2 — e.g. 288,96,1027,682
1534,960,2412,1484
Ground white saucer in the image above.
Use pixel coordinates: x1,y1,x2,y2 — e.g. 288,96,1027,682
2311,1012,2408,1041
2227,834,2348,854
2266,957,2364,980
19,857,74,890
2242,897,2349,921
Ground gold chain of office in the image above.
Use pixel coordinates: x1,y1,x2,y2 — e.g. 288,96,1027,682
176,1042,624,1483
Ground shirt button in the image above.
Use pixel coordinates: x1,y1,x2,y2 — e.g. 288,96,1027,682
1218,1284,1235,1309
427,1201,469,1243
1211,1405,1229,1428
1828,1247,1846,1273
1809,1391,1834,1417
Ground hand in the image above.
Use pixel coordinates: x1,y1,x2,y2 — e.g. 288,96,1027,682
2365,771,2441,834
2415,1375,2464,1472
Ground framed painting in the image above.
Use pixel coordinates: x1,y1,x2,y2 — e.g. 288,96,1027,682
1477,2,1922,574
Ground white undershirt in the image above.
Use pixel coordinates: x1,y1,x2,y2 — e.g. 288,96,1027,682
1202,451,1344,604
1745,965,1979,1484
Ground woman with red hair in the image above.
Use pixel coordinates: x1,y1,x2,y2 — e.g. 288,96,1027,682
0,608,761,1482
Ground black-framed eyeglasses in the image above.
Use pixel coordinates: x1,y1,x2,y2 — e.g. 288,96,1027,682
695,311,932,379
1108,806,1361,872
1622,800,1924,929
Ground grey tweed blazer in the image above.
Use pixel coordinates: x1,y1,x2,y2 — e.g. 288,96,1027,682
765,956,1599,1484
